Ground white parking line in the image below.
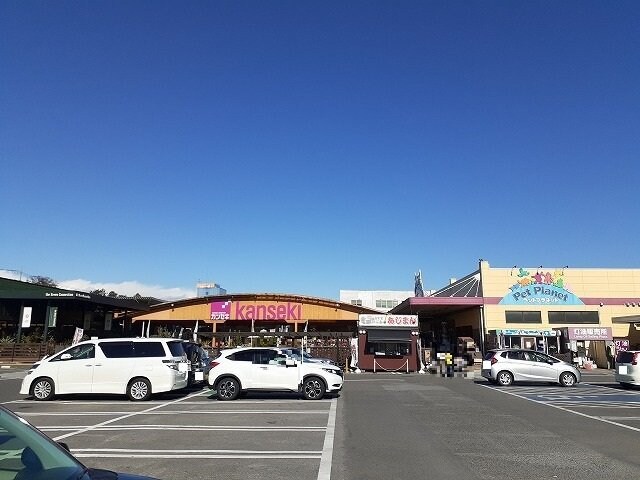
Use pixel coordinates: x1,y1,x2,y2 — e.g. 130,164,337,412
20,409,329,416
317,397,337,480
72,449,322,459
40,425,326,432
479,384,640,433
51,389,207,442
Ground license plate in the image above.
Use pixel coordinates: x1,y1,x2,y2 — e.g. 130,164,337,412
618,365,628,375
195,371,204,381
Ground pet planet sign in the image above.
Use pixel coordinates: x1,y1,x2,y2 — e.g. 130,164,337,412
499,268,584,306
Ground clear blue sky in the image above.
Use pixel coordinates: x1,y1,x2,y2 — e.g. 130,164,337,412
2,1,639,300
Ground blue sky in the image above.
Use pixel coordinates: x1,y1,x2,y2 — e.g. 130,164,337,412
1,1,639,300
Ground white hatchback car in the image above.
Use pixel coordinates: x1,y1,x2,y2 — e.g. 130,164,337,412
481,349,581,387
20,338,189,401
207,347,344,400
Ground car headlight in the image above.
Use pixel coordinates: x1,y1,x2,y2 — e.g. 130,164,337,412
322,368,341,375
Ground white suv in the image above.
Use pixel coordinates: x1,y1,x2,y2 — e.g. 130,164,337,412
207,347,344,400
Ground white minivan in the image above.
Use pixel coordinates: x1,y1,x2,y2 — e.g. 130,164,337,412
20,338,189,401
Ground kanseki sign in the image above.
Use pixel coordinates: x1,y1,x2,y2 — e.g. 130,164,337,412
210,300,302,321
499,267,584,306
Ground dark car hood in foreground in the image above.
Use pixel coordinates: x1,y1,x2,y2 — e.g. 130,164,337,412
88,468,161,480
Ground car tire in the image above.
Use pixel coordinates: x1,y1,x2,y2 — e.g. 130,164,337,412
559,372,577,387
302,376,326,400
216,377,240,401
31,377,55,401
496,371,514,386
127,377,152,401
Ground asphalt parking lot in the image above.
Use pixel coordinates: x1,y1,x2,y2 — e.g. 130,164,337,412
4,385,338,480
4,368,640,479
479,371,640,432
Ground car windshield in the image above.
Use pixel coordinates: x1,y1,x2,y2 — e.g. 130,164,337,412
0,407,84,480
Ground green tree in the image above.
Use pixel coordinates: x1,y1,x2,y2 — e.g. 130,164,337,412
30,276,57,287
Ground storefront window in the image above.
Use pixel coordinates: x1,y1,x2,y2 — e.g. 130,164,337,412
548,311,599,324
505,311,542,323
366,342,410,356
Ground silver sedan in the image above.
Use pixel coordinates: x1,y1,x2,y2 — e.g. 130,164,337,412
481,349,581,387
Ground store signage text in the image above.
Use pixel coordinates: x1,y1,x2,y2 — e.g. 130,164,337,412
358,314,418,328
210,301,231,320
210,301,302,321
615,339,630,352
496,329,557,337
236,302,301,320
499,268,584,306
568,327,612,341
45,291,90,299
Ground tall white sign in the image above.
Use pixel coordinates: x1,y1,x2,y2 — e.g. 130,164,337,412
21,307,33,328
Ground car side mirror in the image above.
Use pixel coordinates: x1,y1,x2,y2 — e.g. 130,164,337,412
285,359,296,367
58,442,70,452
60,354,72,361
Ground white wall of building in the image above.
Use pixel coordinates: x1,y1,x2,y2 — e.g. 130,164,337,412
339,289,416,312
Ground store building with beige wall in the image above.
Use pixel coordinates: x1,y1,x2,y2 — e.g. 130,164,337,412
392,261,640,368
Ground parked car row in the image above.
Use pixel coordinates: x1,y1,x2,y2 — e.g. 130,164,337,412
19,339,343,402
481,347,640,391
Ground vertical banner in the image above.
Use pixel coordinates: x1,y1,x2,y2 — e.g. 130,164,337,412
21,307,33,328
417,337,426,371
104,312,113,331
47,306,58,328
350,337,359,370
72,327,84,345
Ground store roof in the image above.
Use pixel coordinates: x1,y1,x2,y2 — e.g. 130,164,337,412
389,270,484,316
0,277,155,311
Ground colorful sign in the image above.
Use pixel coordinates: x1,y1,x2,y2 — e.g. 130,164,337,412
568,327,612,341
210,301,231,320
499,268,584,306
358,314,418,328
210,301,302,321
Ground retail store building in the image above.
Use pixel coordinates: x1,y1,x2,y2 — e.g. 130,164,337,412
391,261,640,368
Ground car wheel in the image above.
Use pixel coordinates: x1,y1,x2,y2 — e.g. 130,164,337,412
127,377,152,401
302,376,326,400
216,377,240,401
31,377,55,401
559,372,577,387
496,371,513,386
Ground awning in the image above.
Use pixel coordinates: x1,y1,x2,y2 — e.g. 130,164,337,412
366,329,412,343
